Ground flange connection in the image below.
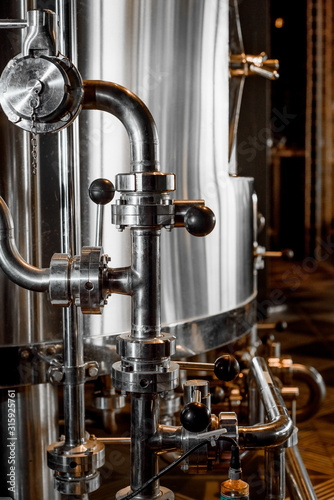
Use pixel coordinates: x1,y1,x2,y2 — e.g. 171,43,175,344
47,434,105,495
112,332,179,394
49,247,108,313
112,172,176,229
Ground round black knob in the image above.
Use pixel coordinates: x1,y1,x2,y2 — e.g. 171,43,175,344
214,355,240,382
275,320,288,332
184,206,216,237
210,386,225,404
180,402,211,433
89,178,115,205
281,248,294,260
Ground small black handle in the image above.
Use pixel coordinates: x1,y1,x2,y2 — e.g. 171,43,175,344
180,402,211,433
214,355,240,382
89,178,115,205
184,205,216,237
281,248,294,260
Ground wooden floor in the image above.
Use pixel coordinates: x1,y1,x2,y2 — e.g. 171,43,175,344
269,260,334,500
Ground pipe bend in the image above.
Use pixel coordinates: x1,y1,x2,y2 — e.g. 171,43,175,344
239,357,294,449
82,80,160,173
0,197,50,292
292,363,326,422
238,414,293,449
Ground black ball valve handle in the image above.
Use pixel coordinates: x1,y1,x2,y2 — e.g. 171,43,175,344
180,401,211,433
214,355,240,382
89,178,115,247
89,178,115,206
184,205,216,237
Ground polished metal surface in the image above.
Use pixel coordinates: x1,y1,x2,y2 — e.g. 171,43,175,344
76,0,255,346
23,9,57,56
0,0,49,349
265,446,286,500
83,80,159,173
0,1,255,353
0,19,27,28
0,9,83,134
239,357,294,448
0,4,285,500
130,393,160,498
0,197,50,291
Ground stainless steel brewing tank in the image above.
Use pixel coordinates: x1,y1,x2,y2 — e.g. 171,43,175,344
77,0,256,354
0,0,256,354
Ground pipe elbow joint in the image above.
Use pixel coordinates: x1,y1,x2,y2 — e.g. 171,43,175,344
82,81,160,173
0,197,50,292
238,412,294,449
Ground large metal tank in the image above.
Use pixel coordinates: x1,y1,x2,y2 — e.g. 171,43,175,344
0,2,256,499
0,0,257,367
77,0,256,355
0,0,257,375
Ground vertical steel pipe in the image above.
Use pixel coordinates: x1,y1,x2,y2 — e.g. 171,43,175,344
130,394,160,497
131,229,161,339
56,0,85,450
265,446,286,500
82,76,164,499
130,228,161,496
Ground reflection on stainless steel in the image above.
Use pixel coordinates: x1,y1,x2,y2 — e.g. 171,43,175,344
23,9,57,56
239,357,294,448
0,19,27,28
83,81,159,173
77,0,255,347
229,0,245,162
0,3,321,500
0,197,50,291
265,446,286,500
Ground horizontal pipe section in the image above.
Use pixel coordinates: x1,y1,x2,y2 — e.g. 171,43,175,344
150,425,183,452
0,197,50,292
0,19,27,28
239,357,293,448
82,81,159,173
104,267,133,295
97,437,131,444
176,361,215,372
